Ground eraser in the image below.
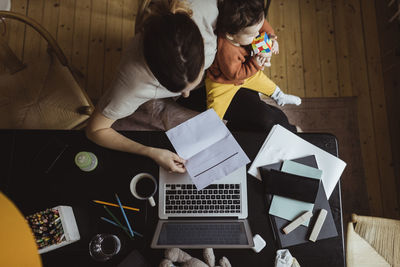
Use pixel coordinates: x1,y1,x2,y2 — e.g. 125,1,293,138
282,211,313,234
309,209,327,242
252,234,266,253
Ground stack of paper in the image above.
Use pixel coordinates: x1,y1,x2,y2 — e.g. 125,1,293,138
260,156,339,247
269,160,322,226
248,124,346,199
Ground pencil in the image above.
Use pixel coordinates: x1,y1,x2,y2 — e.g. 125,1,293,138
100,217,143,237
93,200,139,211
103,206,133,239
115,194,135,238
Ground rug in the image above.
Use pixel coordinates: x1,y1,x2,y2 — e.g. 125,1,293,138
262,97,370,224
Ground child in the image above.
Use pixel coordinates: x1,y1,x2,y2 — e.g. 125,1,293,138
206,0,301,119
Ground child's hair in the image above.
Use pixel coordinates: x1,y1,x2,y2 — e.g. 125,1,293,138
142,0,205,93
217,0,265,35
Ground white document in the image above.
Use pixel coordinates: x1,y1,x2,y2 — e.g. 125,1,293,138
166,109,250,190
248,124,346,199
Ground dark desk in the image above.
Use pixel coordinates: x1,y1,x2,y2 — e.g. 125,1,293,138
0,130,344,267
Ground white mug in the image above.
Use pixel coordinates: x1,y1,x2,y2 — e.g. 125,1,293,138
129,173,157,207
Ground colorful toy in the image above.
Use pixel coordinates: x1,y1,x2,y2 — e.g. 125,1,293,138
251,32,273,55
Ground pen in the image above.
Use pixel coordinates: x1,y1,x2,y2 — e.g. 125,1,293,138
103,206,133,239
100,217,143,237
115,194,135,237
93,200,140,212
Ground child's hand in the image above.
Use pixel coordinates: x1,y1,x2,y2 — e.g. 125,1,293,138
271,38,279,54
271,86,301,106
255,54,267,68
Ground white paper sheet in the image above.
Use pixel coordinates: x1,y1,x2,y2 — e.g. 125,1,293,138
166,109,250,190
248,124,346,199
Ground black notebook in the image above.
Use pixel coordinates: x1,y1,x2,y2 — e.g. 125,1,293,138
259,155,338,248
260,169,320,203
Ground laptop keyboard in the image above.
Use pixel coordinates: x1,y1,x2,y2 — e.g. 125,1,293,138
164,184,241,214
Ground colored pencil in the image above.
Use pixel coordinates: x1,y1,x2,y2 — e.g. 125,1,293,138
115,194,135,238
100,217,143,237
103,206,132,239
93,200,139,211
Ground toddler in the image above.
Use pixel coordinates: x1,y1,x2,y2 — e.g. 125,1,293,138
206,0,301,119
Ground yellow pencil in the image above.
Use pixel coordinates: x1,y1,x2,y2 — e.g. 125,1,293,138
93,200,140,212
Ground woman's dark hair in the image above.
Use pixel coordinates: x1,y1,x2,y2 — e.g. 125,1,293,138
217,0,265,35
143,1,204,93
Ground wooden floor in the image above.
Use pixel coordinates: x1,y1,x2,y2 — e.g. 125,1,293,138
3,0,399,219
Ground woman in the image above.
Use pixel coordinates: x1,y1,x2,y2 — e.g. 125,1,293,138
86,0,218,174
87,0,296,175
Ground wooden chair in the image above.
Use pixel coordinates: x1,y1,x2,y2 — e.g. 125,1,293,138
346,213,400,266
0,11,94,129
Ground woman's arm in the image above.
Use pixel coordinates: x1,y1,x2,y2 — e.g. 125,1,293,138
85,110,186,173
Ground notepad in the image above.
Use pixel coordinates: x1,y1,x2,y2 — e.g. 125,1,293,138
268,160,322,226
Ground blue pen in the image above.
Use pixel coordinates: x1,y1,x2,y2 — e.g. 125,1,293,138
100,217,143,237
115,193,135,237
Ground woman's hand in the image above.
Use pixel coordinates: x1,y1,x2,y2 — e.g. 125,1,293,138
147,147,186,173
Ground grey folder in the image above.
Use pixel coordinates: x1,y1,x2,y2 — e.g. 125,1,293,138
260,155,338,248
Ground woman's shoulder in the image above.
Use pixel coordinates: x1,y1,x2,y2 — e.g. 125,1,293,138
187,0,218,14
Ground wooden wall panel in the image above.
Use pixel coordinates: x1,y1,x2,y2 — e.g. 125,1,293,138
103,0,123,91
40,0,60,55
284,0,305,97
7,0,28,59
71,0,91,88
375,0,400,214
360,0,399,218
300,0,322,97
86,0,107,102
332,1,352,97
57,0,76,62
345,0,383,216
315,0,339,97
122,0,137,50
23,0,44,63
268,0,288,92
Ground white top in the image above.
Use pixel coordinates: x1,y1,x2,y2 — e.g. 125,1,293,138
98,0,218,120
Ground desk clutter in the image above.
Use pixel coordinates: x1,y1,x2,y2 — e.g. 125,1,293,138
93,194,143,240
259,156,338,247
25,206,80,254
247,124,346,248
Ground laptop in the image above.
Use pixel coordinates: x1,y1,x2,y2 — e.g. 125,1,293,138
151,166,254,248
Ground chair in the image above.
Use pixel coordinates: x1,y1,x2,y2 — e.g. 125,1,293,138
0,11,94,129
346,213,400,266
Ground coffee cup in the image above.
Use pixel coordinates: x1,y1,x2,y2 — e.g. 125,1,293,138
130,173,157,207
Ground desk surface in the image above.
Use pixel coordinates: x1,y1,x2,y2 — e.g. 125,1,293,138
0,130,344,267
